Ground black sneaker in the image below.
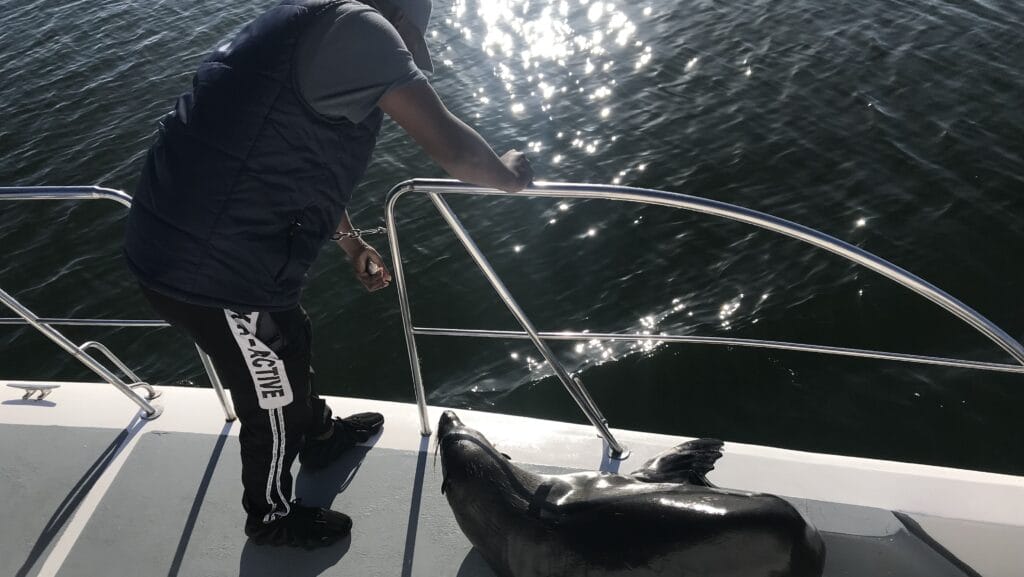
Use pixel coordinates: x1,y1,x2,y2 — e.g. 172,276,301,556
245,502,352,549
300,412,384,470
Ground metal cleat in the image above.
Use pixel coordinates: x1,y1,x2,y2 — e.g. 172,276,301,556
7,383,60,401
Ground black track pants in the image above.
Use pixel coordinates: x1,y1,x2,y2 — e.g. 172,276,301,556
140,286,332,524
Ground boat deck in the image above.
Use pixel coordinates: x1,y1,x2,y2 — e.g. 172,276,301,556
2,382,1022,577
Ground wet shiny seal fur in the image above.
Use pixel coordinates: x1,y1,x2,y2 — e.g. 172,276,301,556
438,411,825,577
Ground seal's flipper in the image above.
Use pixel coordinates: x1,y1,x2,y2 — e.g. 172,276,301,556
629,438,724,486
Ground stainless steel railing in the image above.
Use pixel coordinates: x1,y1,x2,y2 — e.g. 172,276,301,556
385,179,1024,456
0,186,133,207
5,182,1022,452
0,186,237,421
0,286,163,418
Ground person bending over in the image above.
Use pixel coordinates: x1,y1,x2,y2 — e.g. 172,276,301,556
123,0,532,549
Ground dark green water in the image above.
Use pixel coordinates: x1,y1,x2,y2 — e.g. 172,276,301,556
2,0,1023,474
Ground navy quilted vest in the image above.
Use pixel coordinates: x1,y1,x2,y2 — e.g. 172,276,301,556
125,0,382,310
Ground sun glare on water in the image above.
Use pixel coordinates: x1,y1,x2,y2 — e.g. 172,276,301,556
443,0,653,173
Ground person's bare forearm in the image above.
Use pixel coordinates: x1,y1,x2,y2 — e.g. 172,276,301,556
379,81,532,192
431,112,518,190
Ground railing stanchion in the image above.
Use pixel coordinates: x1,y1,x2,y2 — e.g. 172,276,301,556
426,192,628,457
0,287,161,419
386,184,433,436
196,346,237,422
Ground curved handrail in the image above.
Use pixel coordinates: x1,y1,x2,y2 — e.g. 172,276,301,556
0,186,132,208
385,178,1024,450
13,183,1020,369
386,178,1024,367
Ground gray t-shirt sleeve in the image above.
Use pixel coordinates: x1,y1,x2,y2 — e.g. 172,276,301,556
295,3,426,123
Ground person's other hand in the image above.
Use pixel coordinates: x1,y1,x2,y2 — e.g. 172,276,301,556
350,243,392,292
499,150,534,192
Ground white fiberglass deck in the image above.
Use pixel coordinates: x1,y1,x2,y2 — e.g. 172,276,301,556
1,381,1022,577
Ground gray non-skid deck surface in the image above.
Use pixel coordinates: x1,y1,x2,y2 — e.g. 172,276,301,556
55,430,489,577
0,423,132,577
5,426,987,577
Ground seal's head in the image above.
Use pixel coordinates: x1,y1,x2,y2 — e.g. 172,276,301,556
437,411,531,501
438,409,547,572
439,411,498,488
438,410,483,484
437,409,465,438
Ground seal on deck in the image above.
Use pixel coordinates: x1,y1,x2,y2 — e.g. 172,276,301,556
438,410,825,577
